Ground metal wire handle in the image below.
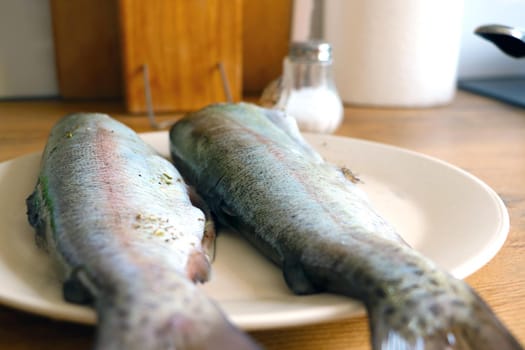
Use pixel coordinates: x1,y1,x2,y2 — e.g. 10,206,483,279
217,61,233,103
142,62,233,130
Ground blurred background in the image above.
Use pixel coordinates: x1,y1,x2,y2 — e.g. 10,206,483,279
0,0,523,110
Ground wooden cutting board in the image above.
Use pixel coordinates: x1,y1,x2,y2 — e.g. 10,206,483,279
51,0,290,111
118,0,242,113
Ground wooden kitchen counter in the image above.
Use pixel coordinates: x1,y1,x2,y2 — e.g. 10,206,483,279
0,90,523,349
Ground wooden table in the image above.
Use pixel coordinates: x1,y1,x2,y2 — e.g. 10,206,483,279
0,91,523,349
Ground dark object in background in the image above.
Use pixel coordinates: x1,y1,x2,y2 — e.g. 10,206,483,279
459,77,525,108
475,24,525,58
459,24,525,108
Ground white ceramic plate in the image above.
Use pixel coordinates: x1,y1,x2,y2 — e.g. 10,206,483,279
0,132,509,330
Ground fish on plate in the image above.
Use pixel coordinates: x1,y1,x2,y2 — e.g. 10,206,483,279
169,103,523,350
26,113,260,350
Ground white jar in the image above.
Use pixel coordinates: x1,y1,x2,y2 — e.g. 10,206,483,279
324,0,464,107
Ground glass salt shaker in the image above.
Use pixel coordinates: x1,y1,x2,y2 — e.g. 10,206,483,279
261,41,344,133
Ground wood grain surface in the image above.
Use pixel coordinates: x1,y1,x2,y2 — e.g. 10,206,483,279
242,0,293,94
50,0,122,99
0,91,523,349
118,0,242,113
50,0,291,101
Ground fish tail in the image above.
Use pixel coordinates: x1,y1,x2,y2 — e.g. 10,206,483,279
93,287,261,350
366,285,523,350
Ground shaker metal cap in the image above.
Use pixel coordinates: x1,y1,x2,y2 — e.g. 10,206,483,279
289,41,332,62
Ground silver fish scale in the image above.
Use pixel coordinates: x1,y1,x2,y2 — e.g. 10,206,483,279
28,113,261,350
169,103,523,350
42,115,204,285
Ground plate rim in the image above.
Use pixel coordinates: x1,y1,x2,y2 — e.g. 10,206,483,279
0,132,510,329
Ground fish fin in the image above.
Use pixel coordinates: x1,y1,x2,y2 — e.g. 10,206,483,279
259,77,282,107
259,106,325,163
186,249,211,283
283,258,318,295
200,322,263,350
63,267,95,305
340,166,362,184
26,188,48,250
368,293,523,350
26,191,40,228
94,280,261,350
203,217,217,262
220,202,237,217
96,312,261,350
187,185,217,262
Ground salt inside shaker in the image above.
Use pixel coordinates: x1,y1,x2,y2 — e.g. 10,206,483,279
262,41,344,133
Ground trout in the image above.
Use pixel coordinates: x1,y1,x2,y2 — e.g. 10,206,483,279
169,103,523,350
26,113,259,350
